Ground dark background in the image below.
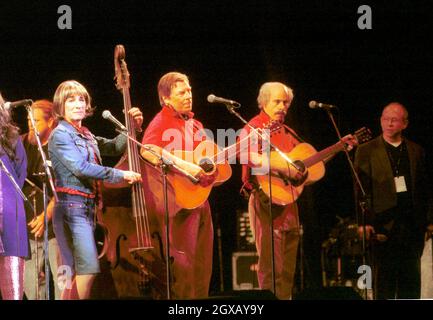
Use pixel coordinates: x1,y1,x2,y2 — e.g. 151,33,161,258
1,0,432,296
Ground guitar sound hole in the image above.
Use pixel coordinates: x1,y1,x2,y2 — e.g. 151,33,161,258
288,160,308,187
293,160,306,173
198,158,216,174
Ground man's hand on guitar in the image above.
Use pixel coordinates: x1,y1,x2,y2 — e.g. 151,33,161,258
179,161,217,187
269,152,307,183
341,127,372,152
288,167,308,185
341,134,358,151
178,159,203,178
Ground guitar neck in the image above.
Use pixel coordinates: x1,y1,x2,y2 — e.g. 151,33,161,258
213,132,253,164
303,141,345,168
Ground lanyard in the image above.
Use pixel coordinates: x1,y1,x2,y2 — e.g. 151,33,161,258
386,143,404,176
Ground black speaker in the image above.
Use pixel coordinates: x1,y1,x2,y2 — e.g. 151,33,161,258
294,287,363,300
232,251,259,290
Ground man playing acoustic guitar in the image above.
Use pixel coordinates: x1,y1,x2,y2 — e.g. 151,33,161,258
241,82,359,299
140,72,215,299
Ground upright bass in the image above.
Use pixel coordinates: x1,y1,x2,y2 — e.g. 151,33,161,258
102,45,176,298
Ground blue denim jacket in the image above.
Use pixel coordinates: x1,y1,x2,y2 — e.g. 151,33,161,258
48,120,125,194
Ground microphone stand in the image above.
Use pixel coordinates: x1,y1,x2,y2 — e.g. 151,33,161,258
0,160,34,212
222,103,304,297
32,188,40,300
26,105,58,300
25,178,43,300
115,129,198,300
324,108,370,299
31,172,51,299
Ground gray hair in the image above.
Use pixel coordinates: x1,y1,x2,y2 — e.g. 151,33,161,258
257,82,293,109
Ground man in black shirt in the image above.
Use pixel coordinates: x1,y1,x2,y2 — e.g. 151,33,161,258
354,102,432,299
22,100,61,299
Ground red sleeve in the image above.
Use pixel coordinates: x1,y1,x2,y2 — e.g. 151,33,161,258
239,121,260,186
142,116,164,147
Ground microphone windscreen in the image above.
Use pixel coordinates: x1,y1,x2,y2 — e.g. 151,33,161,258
102,110,111,119
308,100,317,109
207,94,216,103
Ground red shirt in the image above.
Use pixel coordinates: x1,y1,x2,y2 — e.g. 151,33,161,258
142,105,207,151
241,111,301,187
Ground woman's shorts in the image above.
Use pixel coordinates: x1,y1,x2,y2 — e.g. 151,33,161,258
53,193,100,275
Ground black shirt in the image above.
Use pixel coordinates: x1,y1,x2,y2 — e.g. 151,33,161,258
383,138,412,210
21,133,55,240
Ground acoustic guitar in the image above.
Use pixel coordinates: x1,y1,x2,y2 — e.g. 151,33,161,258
152,127,265,210
255,127,372,205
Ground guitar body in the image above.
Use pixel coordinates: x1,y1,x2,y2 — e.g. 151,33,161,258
108,140,232,212
256,143,326,206
291,143,326,185
168,140,232,209
254,126,372,205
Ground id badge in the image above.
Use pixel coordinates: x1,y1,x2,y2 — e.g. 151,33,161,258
394,176,407,193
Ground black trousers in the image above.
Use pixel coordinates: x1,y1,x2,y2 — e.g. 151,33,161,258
372,222,423,299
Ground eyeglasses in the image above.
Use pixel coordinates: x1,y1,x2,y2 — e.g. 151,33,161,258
381,117,405,124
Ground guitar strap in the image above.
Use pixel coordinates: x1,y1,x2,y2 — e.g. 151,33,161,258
282,124,306,143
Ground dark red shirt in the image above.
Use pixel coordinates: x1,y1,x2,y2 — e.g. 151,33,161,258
241,111,300,186
142,105,207,151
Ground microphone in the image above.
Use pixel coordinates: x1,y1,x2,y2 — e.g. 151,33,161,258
308,100,336,110
207,94,241,107
2,99,33,111
102,110,127,131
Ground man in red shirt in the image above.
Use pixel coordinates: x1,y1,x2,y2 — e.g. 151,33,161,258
141,72,212,299
242,82,355,299
241,82,304,299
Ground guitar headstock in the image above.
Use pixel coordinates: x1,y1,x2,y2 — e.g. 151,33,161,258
354,127,372,144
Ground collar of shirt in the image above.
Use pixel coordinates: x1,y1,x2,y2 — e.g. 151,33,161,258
254,110,286,128
256,110,271,125
161,105,195,120
63,120,94,141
